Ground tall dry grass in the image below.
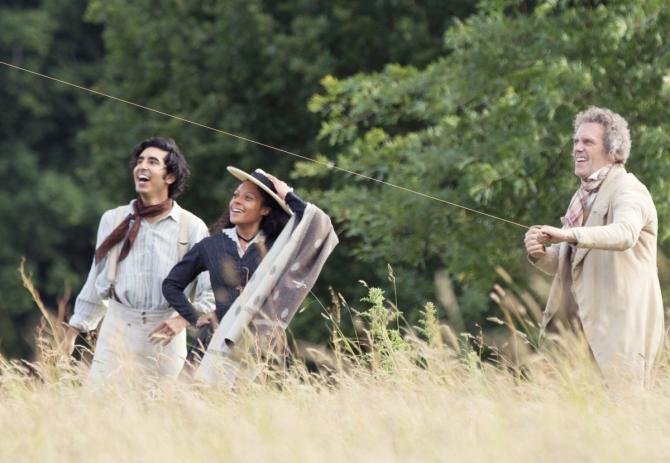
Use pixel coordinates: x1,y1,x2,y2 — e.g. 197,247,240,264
3,270,670,463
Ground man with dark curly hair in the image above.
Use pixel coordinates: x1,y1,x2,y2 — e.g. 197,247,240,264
524,107,664,387
61,137,214,383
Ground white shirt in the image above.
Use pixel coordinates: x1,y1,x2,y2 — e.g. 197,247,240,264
69,200,215,332
222,227,266,257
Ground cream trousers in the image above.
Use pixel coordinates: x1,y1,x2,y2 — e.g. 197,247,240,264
87,300,186,385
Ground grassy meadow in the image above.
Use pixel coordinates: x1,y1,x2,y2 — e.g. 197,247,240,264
2,276,670,463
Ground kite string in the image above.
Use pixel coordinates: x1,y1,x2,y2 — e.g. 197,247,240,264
0,59,529,229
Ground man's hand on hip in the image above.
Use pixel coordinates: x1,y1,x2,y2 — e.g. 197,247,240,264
148,315,189,346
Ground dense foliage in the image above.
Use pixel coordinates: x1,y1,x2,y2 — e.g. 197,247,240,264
2,0,668,358
299,0,670,323
0,0,103,356
1,0,474,357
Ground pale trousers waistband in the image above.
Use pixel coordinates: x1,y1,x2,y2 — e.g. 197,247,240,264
87,300,186,386
106,299,177,324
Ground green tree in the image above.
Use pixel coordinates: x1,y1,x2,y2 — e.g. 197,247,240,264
0,0,103,357
299,0,670,326
79,0,475,208
76,0,475,345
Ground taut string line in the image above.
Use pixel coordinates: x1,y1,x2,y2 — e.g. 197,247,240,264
0,59,529,229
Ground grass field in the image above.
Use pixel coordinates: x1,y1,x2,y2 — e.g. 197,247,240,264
3,280,669,463
2,339,670,463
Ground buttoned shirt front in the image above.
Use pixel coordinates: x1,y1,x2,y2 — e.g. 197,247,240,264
69,200,215,332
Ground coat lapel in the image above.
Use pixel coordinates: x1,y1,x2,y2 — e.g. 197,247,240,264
571,164,626,269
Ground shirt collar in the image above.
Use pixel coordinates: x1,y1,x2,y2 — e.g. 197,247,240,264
166,200,182,222
588,164,613,181
223,227,266,256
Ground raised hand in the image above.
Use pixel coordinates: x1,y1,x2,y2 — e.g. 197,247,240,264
265,173,292,200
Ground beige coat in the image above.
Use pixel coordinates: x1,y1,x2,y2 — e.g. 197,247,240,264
532,164,665,384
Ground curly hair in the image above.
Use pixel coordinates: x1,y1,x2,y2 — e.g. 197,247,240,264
129,137,191,198
574,106,631,164
209,184,290,241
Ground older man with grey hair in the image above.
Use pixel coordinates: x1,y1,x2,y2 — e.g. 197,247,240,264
524,106,664,386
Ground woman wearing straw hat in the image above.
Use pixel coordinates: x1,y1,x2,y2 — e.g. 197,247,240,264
152,166,338,380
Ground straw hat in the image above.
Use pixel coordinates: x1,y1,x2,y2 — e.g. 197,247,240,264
227,166,293,215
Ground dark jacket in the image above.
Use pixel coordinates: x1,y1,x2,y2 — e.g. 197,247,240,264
162,192,307,325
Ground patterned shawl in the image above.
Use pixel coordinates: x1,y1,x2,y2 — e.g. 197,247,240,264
195,203,338,386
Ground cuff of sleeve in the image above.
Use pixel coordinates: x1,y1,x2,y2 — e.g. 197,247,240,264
527,247,550,266
527,253,546,266
185,312,199,326
67,315,92,333
285,190,303,205
173,302,200,326
572,228,583,247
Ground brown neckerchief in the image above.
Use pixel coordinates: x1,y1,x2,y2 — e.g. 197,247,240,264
94,197,173,264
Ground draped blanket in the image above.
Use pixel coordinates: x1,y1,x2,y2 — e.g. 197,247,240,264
195,203,338,385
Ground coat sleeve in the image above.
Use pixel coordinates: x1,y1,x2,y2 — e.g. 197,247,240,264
528,244,560,276
162,242,208,325
571,180,652,251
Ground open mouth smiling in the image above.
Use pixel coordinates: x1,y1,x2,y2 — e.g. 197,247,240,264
136,173,150,185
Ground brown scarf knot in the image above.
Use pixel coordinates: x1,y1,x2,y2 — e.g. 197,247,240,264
94,197,173,264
